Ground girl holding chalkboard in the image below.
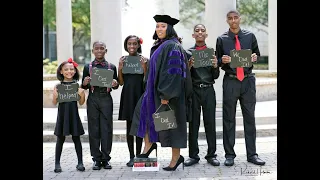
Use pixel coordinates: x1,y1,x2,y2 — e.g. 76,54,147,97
52,58,86,173
118,35,148,167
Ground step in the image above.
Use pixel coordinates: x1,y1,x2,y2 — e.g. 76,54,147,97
43,116,277,131
43,124,277,142
43,107,244,123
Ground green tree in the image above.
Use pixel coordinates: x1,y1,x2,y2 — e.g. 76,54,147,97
43,0,91,50
179,0,205,27
237,0,268,34
43,0,56,59
179,0,268,34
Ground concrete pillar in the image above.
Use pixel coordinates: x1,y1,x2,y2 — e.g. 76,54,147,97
90,0,122,66
155,0,179,19
55,0,73,65
268,0,277,71
205,0,236,104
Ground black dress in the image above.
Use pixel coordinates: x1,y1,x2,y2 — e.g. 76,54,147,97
54,81,85,136
118,74,144,121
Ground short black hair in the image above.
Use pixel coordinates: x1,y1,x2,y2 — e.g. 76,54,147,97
56,61,80,82
152,24,182,43
193,24,206,31
92,41,106,48
226,10,240,17
124,35,142,54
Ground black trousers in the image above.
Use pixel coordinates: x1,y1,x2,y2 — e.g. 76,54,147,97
222,75,258,159
87,91,113,162
188,85,217,160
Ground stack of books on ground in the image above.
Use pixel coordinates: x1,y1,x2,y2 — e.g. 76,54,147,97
132,158,159,171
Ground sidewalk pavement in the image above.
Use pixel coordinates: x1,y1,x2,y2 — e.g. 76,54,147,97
43,136,277,180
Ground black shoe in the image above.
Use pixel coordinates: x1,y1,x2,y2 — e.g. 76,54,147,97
54,164,62,173
103,161,112,169
126,158,134,167
183,158,199,166
76,164,85,171
207,157,220,166
136,143,157,158
247,155,265,165
92,161,102,170
224,158,234,166
163,155,184,171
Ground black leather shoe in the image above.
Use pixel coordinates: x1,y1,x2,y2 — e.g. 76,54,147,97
207,157,220,166
103,161,112,169
224,158,234,166
126,158,134,167
247,155,265,165
183,158,199,166
92,161,102,170
76,164,85,171
54,164,62,173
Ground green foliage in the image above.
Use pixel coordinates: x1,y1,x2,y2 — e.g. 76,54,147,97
43,0,91,46
179,0,205,27
237,0,268,34
43,59,58,74
179,0,268,33
43,0,56,30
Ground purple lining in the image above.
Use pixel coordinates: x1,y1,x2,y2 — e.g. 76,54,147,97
168,50,181,57
167,67,182,75
136,39,172,142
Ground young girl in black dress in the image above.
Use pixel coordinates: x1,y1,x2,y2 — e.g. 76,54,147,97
52,58,86,173
118,35,148,167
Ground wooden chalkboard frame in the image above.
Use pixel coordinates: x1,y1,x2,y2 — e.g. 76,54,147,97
229,49,252,68
192,48,214,68
56,83,80,103
90,67,114,87
152,104,177,132
122,56,143,74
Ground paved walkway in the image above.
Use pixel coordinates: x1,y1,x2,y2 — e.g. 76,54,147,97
43,136,277,180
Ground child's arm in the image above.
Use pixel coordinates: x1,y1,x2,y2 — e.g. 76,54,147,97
112,64,119,89
78,88,86,105
52,85,58,106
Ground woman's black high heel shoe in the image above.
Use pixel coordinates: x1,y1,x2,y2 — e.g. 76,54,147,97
162,155,184,171
136,143,157,158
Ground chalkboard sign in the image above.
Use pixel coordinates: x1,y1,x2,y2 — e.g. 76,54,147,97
152,104,177,132
56,83,80,103
122,56,143,74
192,48,214,68
230,49,252,68
90,67,114,87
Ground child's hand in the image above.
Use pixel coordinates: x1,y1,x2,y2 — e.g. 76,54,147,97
118,56,125,70
78,88,85,97
83,76,91,86
53,86,58,99
140,56,148,69
112,79,118,87
188,56,194,69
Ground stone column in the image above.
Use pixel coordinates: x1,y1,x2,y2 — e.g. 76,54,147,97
90,0,123,104
90,0,122,66
55,0,73,65
205,0,236,104
268,0,277,71
155,0,179,19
